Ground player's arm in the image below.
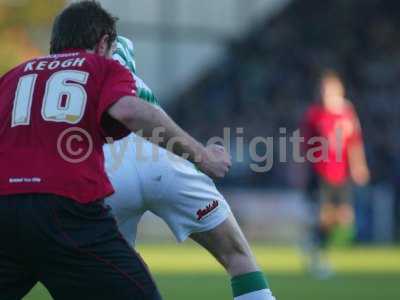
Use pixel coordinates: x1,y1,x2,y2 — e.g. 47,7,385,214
108,96,231,179
347,110,370,186
348,143,369,186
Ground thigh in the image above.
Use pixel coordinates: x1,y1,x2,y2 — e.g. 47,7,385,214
319,180,336,204
105,136,148,246
0,196,37,300
41,241,161,300
106,174,145,246
335,182,353,204
25,195,162,300
0,252,37,300
146,154,231,242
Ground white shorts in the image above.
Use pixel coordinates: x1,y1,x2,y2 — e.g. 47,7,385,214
104,134,231,246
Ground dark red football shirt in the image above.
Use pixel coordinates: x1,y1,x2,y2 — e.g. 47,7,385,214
302,102,362,185
0,50,136,203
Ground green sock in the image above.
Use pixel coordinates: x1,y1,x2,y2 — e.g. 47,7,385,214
231,271,269,298
328,225,354,248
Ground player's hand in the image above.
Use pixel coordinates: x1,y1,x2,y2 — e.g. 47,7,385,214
351,165,370,186
197,144,232,179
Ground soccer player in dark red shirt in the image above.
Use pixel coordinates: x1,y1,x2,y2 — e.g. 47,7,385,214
0,2,231,299
301,70,370,277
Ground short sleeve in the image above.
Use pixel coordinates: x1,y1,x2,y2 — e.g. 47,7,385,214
97,59,137,140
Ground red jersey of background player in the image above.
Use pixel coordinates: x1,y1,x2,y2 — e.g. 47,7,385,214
0,50,136,203
302,102,363,185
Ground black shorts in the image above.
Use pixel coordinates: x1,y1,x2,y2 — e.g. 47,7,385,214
319,180,352,205
0,194,162,300
308,174,352,205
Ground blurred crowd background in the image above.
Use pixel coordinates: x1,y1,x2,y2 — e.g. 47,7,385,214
171,0,400,190
1,0,399,244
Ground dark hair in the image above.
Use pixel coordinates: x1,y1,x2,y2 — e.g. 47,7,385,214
50,1,118,54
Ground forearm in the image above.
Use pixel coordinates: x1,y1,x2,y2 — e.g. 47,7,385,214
348,142,370,185
108,96,205,163
349,143,368,169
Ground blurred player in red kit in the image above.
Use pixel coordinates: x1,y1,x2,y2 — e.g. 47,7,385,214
0,1,231,299
301,70,370,277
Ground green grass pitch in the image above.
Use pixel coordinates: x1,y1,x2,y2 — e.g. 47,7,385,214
24,244,400,300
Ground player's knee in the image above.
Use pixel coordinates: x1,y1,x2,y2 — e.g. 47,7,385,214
336,208,354,225
212,224,258,274
191,214,259,275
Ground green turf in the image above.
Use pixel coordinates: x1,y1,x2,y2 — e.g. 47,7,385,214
23,244,400,300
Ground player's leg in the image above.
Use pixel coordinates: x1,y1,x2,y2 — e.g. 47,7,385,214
145,152,275,299
191,214,257,276
22,194,162,300
319,200,336,246
330,183,355,246
0,256,37,300
105,136,275,299
305,180,336,278
336,202,354,226
329,202,354,246
190,215,274,300
104,136,146,247
0,196,38,299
